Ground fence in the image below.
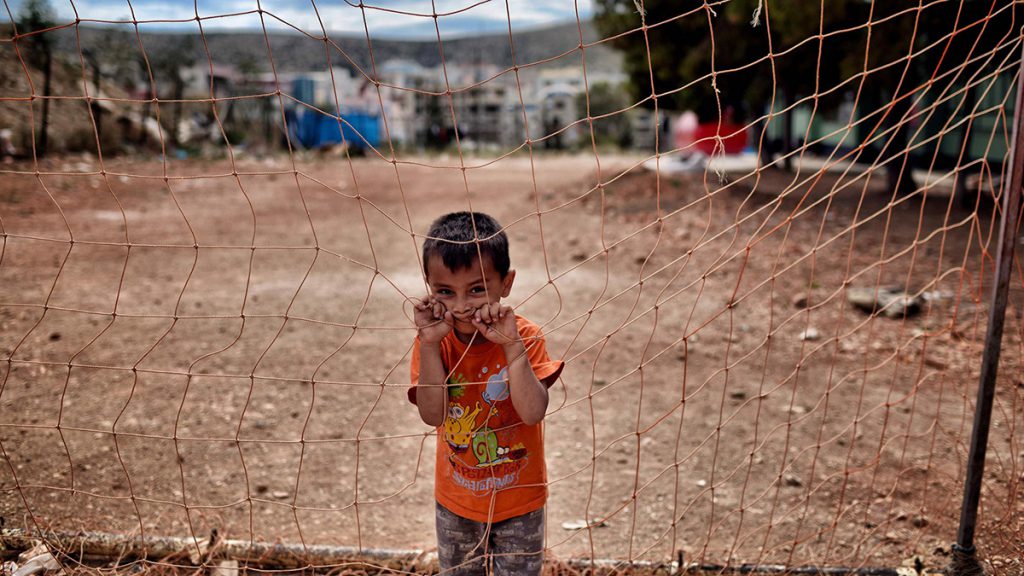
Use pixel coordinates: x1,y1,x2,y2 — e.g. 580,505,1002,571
0,1,1022,574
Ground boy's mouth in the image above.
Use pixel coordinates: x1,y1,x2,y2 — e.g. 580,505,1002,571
453,317,476,330
450,309,478,323
451,316,481,337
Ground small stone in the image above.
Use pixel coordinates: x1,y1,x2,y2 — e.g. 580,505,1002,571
783,474,802,487
561,518,606,530
696,479,707,487
911,515,929,528
791,292,809,308
730,390,746,400
48,332,61,341
847,286,922,318
799,328,820,341
272,490,289,499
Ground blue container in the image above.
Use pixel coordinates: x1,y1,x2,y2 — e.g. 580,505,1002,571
320,111,381,149
292,109,380,150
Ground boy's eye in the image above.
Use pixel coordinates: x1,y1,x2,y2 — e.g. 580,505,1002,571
470,287,487,294
435,289,453,296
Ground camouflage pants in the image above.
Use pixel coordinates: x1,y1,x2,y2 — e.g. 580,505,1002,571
435,503,545,576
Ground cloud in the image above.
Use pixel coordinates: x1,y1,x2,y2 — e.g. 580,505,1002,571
4,0,593,38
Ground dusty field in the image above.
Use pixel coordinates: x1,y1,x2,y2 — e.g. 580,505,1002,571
1,151,1021,572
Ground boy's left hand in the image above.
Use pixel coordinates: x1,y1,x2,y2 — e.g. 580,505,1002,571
471,303,520,348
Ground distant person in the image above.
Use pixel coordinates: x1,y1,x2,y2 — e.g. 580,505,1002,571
408,211,563,575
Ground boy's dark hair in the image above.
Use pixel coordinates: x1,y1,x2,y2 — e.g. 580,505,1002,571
423,212,510,278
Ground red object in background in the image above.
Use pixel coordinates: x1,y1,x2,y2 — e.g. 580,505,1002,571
673,111,749,155
692,121,748,154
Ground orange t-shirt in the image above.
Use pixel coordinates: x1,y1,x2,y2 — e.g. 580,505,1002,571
409,316,563,523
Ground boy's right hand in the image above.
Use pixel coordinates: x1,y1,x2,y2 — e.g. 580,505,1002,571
413,295,453,343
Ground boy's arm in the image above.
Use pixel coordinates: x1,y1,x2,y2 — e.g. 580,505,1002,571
412,295,453,427
502,340,549,426
415,341,448,427
473,303,550,425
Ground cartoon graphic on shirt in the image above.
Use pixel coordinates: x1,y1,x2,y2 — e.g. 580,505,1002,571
444,364,532,491
481,367,510,404
444,401,483,452
443,365,531,494
447,373,467,392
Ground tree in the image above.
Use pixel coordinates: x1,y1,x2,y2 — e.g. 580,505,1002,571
593,0,774,123
17,0,56,157
593,0,1020,194
837,1,1022,196
756,2,852,169
594,1,855,162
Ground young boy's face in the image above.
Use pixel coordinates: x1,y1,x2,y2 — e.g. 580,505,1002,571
425,253,515,342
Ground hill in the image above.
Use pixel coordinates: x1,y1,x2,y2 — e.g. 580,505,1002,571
51,20,622,77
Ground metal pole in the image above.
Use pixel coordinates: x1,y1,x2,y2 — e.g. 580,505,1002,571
949,45,1024,576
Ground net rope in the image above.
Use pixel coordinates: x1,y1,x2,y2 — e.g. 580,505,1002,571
0,0,1022,573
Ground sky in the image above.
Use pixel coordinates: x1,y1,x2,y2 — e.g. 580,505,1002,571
4,0,596,39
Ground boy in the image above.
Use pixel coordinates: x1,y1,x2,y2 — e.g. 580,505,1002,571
408,212,563,575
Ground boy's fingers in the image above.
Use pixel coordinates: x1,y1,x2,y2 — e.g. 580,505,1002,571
471,318,490,334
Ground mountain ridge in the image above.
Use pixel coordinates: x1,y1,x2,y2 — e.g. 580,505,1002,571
50,20,622,77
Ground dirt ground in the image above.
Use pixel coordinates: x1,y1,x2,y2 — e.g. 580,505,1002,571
1,150,1022,572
